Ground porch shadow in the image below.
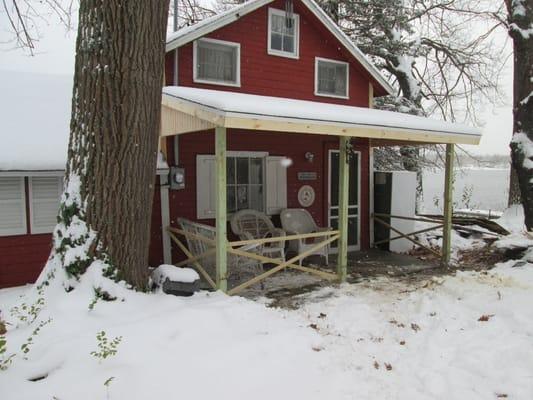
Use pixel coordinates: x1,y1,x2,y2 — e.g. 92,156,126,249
236,248,442,302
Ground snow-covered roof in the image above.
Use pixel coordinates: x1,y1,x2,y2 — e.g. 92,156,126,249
166,0,394,96
161,86,482,145
0,71,169,173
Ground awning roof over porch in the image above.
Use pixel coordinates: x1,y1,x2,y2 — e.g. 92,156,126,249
161,86,482,145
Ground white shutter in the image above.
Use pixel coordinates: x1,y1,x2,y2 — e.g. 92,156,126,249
265,156,288,215
0,177,27,236
196,155,216,219
30,177,62,234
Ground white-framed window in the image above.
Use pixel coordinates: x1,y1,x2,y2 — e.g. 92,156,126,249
268,8,300,59
0,177,27,236
196,152,288,219
29,177,63,234
315,57,349,99
193,38,241,87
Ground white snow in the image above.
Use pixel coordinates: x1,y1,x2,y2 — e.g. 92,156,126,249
497,204,526,233
163,86,482,139
510,22,533,39
151,264,200,285
511,131,533,170
0,71,169,172
1,261,533,399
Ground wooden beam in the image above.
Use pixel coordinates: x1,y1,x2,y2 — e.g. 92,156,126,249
215,126,228,292
442,143,454,265
337,136,350,282
228,230,339,247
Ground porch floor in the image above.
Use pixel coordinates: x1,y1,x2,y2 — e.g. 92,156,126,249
235,249,442,302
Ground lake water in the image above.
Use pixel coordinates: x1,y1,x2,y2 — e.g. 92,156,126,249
421,168,510,214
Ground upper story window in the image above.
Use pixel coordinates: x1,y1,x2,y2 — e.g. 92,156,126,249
193,38,241,87
268,8,300,59
315,57,349,99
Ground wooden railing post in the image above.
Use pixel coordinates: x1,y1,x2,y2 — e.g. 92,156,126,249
215,126,228,292
442,143,454,265
337,136,350,282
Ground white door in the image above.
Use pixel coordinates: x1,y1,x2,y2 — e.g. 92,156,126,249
328,149,361,252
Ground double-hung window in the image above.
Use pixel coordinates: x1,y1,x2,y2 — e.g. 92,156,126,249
268,8,299,59
315,57,349,99
193,38,241,87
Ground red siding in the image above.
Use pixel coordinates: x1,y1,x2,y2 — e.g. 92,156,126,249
168,130,369,263
169,0,373,106
1,178,165,288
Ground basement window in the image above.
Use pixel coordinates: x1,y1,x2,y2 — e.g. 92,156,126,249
193,38,241,87
315,57,349,99
268,8,300,59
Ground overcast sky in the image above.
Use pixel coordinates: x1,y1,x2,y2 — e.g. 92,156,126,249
0,5,513,156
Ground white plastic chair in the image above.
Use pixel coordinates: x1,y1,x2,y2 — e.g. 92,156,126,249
280,209,330,265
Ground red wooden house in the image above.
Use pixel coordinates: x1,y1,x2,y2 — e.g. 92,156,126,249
0,0,481,290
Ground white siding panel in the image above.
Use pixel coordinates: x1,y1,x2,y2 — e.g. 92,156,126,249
196,155,216,219
30,177,62,234
265,156,287,215
0,177,27,236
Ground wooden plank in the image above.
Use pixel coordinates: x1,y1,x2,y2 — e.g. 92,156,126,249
373,216,442,258
228,230,339,247
227,239,339,281
168,231,217,289
227,235,340,296
373,213,442,224
168,227,216,246
442,143,454,265
374,224,444,245
215,126,228,292
337,136,349,282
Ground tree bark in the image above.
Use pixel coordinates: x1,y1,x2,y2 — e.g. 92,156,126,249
508,166,522,206
506,0,533,229
55,0,170,290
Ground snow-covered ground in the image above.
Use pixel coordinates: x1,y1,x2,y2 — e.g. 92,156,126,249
1,260,533,399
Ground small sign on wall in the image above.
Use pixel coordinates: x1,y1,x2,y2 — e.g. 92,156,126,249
298,172,317,181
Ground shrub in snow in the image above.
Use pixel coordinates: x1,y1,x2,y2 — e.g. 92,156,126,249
91,331,122,362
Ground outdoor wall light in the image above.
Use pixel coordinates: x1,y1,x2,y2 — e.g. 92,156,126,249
305,152,315,163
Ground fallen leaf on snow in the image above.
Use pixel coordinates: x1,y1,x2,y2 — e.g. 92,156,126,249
373,361,380,370
384,363,392,371
478,314,495,322
411,323,421,332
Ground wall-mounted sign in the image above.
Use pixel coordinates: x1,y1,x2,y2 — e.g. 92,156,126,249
298,185,315,208
298,172,317,181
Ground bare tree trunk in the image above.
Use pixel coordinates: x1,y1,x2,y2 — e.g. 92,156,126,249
506,0,533,229
53,0,170,290
508,166,522,206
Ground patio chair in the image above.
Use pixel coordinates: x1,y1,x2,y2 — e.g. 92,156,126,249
230,209,286,263
280,209,330,266
177,218,262,285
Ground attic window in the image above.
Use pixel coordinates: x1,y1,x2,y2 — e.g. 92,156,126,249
315,57,349,99
268,8,299,59
194,38,241,87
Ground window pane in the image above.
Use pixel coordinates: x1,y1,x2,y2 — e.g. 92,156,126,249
236,185,248,210
197,41,237,83
271,33,283,51
271,14,284,33
317,61,347,96
250,158,263,184
282,36,294,53
250,185,264,212
237,158,249,184
227,157,236,185
227,186,236,213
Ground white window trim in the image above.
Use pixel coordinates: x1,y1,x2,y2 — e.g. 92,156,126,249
28,177,62,235
314,57,350,99
193,37,241,87
267,7,300,59
0,177,27,237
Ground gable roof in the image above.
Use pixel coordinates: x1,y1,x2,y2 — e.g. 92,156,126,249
166,0,394,96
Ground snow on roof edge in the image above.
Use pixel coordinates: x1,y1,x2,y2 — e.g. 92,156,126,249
162,86,482,140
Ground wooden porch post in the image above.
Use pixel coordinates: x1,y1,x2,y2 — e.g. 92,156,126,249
442,143,454,265
337,136,350,282
215,126,228,292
